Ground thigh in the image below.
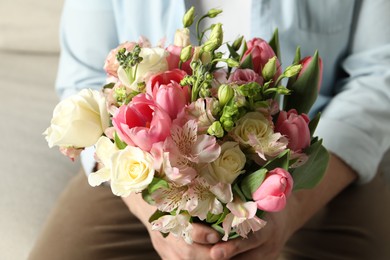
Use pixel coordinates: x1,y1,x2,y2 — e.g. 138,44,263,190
282,172,390,260
28,171,160,260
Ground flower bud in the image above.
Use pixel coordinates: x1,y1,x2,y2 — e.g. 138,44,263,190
174,28,191,47
183,6,195,28
207,8,222,18
283,64,302,78
225,58,240,68
218,84,234,107
203,23,223,52
180,45,192,62
262,56,277,81
232,36,244,51
207,121,224,138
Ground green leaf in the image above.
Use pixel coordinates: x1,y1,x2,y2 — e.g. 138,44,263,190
268,28,281,60
240,168,268,199
308,112,321,137
148,209,168,223
291,139,329,190
114,132,127,149
148,177,169,194
240,53,253,70
284,50,321,114
103,82,115,89
263,149,290,171
226,43,240,60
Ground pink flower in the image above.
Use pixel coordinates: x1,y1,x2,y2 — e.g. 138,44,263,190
146,69,190,120
252,168,293,212
166,45,193,75
228,68,263,85
275,109,310,152
241,38,281,80
298,56,323,91
112,94,171,151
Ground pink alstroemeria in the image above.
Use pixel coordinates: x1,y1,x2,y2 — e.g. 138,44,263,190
222,199,267,241
162,120,221,185
112,94,171,151
185,177,232,220
146,69,190,120
175,98,218,134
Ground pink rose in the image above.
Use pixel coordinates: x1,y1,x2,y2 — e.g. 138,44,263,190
241,38,281,81
228,68,263,85
298,56,323,91
112,94,171,151
275,109,310,152
146,69,190,120
166,45,193,75
252,168,293,212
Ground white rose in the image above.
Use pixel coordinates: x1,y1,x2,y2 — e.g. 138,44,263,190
44,89,109,148
206,142,246,184
232,112,273,146
110,146,155,197
118,47,168,91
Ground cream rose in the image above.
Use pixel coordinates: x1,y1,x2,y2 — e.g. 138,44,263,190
110,146,155,197
44,89,109,148
232,112,287,159
118,47,169,91
206,142,246,184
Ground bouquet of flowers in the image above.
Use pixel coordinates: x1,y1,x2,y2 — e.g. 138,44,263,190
44,7,329,243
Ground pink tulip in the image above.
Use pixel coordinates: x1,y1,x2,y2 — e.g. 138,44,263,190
252,168,293,212
275,109,311,152
166,45,193,75
298,56,323,91
241,38,282,80
146,69,190,120
112,94,172,151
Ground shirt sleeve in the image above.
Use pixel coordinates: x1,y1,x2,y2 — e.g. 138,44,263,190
315,0,390,184
55,0,118,100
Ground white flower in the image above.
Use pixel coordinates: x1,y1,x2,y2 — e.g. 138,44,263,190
205,141,246,184
118,47,169,91
88,136,118,187
44,89,109,148
231,112,287,160
174,28,191,47
151,213,193,244
110,146,155,197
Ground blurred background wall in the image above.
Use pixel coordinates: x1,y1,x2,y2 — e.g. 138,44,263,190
0,0,80,259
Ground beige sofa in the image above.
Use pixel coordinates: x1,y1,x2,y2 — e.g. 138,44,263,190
0,1,79,259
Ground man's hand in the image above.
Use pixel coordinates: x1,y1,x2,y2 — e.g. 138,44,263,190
122,193,221,260
209,153,357,259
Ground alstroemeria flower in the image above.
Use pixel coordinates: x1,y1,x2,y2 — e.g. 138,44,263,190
146,69,190,120
162,120,221,185
175,97,218,134
151,213,193,244
112,94,171,151
222,199,267,241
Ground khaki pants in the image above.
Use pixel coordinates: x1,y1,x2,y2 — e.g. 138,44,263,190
29,170,390,260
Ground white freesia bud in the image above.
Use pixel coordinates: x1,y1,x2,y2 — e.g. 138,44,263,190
110,146,155,197
44,89,109,148
206,142,246,184
174,28,191,47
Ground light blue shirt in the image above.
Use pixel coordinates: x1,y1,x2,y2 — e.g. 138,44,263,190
56,0,390,184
